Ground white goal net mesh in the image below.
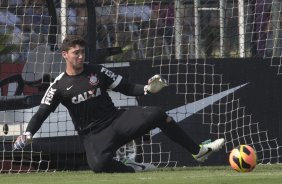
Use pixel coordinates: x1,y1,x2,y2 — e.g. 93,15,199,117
0,0,281,173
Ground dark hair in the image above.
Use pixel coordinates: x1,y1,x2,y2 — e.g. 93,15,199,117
61,35,86,52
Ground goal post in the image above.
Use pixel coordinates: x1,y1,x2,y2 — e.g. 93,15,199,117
0,0,282,173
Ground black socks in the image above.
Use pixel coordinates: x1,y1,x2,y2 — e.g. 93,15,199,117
159,119,200,155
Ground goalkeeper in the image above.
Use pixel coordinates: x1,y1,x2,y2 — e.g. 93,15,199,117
14,35,225,173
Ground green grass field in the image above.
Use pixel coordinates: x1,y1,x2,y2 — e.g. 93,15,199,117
1,164,282,184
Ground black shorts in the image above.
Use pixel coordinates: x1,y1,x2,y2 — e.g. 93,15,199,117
80,106,167,170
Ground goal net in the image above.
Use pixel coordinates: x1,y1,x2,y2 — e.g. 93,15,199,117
0,0,282,172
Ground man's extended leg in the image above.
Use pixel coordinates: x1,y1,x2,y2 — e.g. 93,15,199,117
112,106,225,170
158,116,225,161
158,116,201,154
140,107,225,161
121,107,224,161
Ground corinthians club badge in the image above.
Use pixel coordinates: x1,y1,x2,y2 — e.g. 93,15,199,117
88,74,99,86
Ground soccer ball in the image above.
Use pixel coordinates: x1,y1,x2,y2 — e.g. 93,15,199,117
229,145,257,172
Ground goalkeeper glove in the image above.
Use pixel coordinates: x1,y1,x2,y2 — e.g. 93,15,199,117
13,132,32,150
144,74,168,94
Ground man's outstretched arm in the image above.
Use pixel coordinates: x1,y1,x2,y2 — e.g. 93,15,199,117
114,74,168,96
13,106,52,150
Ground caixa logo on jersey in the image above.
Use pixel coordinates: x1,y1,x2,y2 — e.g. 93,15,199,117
42,87,57,105
72,88,101,104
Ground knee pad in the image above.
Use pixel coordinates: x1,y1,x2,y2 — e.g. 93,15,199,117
87,154,111,173
88,159,105,173
143,106,168,126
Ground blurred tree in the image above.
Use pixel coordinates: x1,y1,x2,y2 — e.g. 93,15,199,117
0,34,20,63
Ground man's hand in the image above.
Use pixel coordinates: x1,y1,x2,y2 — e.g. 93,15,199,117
144,74,168,94
13,132,32,150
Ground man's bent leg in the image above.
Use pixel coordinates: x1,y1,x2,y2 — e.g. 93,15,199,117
81,127,134,173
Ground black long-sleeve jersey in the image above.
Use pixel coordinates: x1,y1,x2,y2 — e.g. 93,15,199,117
26,64,145,135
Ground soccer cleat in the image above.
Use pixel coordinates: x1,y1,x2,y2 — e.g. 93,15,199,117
193,138,225,162
122,158,157,172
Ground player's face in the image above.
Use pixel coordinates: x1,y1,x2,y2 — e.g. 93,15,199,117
63,44,85,72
